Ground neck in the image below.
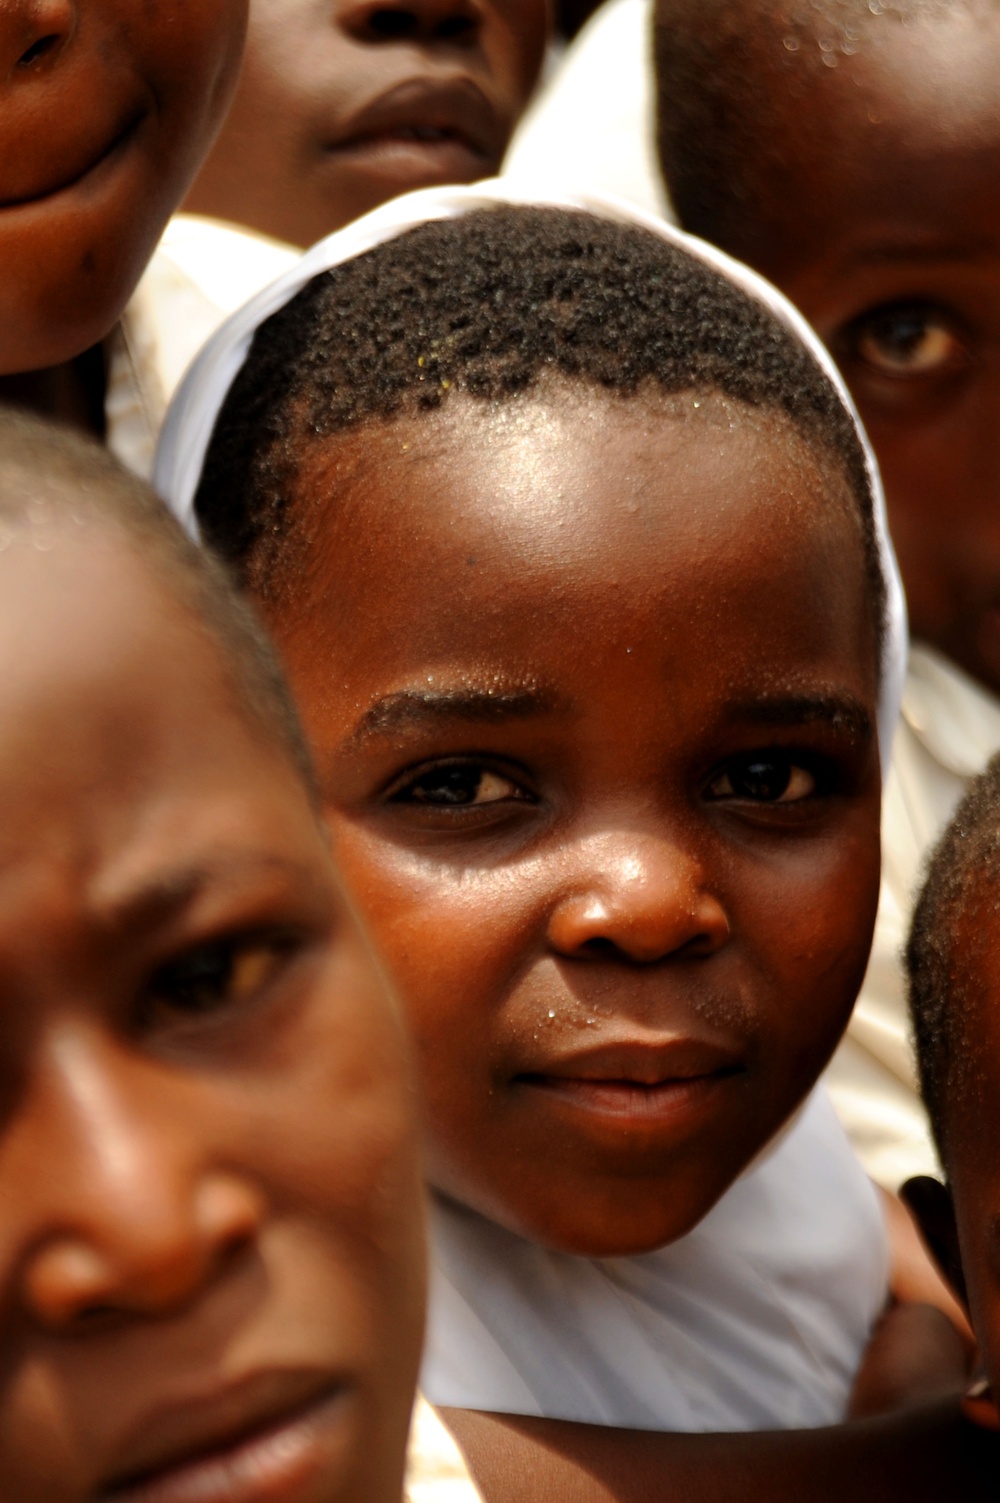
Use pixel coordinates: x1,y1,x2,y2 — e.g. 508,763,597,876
0,344,106,438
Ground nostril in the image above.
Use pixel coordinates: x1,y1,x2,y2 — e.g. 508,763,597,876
366,8,419,38
578,936,620,958
436,14,477,39
17,34,60,68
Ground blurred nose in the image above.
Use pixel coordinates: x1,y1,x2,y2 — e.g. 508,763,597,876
336,0,483,47
0,0,76,84
546,829,730,964
6,1028,264,1334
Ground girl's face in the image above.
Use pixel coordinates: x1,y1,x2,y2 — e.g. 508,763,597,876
0,0,247,374
0,525,424,1503
268,390,882,1257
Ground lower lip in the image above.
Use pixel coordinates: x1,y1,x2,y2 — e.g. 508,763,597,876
103,1388,346,1503
326,130,487,182
519,1072,737,1125
0,108,144,212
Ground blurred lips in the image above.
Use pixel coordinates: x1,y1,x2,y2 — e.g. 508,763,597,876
0,102,145,209
99,1369,348,1503
515,1039,746,1126
326,77,502,173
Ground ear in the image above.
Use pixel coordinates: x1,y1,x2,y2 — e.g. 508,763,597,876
900,1174,968,1309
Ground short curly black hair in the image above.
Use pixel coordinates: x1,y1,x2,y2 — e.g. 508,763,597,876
195,204,884,643
907,752,1000,1161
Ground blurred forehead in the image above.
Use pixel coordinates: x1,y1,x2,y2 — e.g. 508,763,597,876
0,520,308,867
742,8,1000,278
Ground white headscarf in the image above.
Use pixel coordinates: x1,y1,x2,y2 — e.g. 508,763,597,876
155,178,906,772
155,183,906,1432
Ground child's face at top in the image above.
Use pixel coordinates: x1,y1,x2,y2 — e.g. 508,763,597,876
261,389,883,1258
0,520,424,1502
0,0,246,375
734,12,1000,695
184,0,549,249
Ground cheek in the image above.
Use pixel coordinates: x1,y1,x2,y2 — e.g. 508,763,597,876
734,824,881,1050
142,0,247,137
331,824,525,997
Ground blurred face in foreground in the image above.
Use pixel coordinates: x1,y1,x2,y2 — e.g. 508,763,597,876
0,514,425,1503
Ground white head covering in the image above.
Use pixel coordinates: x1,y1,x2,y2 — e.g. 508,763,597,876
155,178,906,774
155,181,906,1432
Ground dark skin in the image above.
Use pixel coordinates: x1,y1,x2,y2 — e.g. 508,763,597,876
0,0,247,423
251,386,993,1492
712,9,1000,696
903,892,1000,1439
261,388,883,1258
184,0,549,250
0,519,426,1503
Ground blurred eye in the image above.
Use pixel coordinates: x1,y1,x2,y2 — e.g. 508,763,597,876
848,303,968,377
391,763,527,807
144,937,289,1023
706,757,817,803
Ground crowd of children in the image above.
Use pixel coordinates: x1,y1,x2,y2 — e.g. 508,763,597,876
2,0,1000,1497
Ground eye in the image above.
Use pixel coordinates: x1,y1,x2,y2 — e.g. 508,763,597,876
848,303,968,378
706,756,817,803
390,762,528,807
141,936,291,1026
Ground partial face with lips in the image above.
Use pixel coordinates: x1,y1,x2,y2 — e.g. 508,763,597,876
0,0,247,375
257,388,883,1258
184,0,550,248
0,517,425,1503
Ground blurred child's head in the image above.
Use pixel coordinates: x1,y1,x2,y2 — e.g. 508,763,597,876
655,0,1000,695
907,751,1000,1427
184,0,549,249
168,198,894,1262
0,412,425,1503
0,0,247,376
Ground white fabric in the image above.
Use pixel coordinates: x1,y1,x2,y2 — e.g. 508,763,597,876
422,1090,887,1430
825,642,1000,1188
154,177,905,773
503,0,669,220
154,179,906,1433
106,215,297,480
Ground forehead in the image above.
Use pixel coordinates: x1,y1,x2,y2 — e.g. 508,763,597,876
272,391,875,720
746,9,1000,281
0,523,308,877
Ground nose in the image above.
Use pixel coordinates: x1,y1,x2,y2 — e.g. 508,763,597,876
336,0,483,47
546,830,730,964
6,1029,265,1334
0,0,76,84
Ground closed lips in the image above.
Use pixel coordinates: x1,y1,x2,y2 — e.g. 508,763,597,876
0,102,144,208
98,1370,346,1502
327,78,502,162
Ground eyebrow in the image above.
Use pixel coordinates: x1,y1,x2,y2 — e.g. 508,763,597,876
839,240,992,274
92,853,319,936
342,685,564,751
726,693,873,743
